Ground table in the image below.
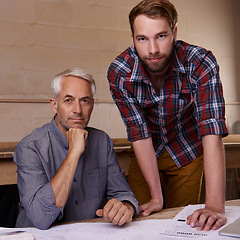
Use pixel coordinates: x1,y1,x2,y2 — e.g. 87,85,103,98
223,135,240,168
77,199,240,223
0,135,240,185
0,142,18,185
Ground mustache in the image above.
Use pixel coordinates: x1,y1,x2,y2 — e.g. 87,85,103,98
144,54,166,59
68,115,86,120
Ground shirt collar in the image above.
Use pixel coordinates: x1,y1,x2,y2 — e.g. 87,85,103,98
129,46,150,85
172,43,186,74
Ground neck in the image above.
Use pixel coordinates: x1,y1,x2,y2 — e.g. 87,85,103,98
148,68,168,94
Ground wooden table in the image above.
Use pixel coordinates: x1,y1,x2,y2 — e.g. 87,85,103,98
0,142,18,185
78,199,240,223
223,135,240,168
0,135,240,185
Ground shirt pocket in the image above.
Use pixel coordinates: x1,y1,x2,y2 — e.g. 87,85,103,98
175,90,195,114
82,168,107,200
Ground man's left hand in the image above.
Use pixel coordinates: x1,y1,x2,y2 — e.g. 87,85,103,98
186,207,227,231
96,198,134,226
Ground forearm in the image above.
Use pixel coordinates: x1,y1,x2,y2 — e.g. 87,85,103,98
51,150,80,208
132,137,163,201
202,135,225,212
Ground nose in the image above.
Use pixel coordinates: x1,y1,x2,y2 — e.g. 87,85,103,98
73,101,82,114
149,40,159,55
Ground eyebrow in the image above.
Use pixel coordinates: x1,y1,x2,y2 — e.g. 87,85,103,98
64,94,74,99
135,31,169,38
64,95,92,100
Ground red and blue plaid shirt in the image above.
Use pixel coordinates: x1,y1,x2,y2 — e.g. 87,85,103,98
108,41,228,167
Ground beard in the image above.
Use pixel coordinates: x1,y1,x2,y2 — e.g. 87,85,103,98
57,113,88,132
136,42,175,74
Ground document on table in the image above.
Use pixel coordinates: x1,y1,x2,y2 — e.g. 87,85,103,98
0,220,188,240
0,205,239,240
158,204,240,239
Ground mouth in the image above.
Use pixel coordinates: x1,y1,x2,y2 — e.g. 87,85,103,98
148,57,162,63
69,118,85,122
145,55,164,62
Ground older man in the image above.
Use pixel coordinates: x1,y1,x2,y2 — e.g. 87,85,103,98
14,68,139,230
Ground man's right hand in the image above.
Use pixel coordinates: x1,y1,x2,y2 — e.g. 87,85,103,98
140,198,163,217
51,128,88,208
67,128,88,158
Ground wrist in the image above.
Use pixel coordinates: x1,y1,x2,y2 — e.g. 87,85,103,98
205,200,225,213
67,148,82,160
122,201,135,216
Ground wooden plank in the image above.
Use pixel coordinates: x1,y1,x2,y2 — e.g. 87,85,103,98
0,158,17,185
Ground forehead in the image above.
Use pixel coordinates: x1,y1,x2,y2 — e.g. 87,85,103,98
133,14,171,35
59,76,92,97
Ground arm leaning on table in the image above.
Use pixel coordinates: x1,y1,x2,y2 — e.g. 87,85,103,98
132,137,164,216
14,140,62,230
187,135,227,231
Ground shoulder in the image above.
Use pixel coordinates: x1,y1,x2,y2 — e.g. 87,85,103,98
86,127,113,149
86,127,111,141
108,46,137,78
16,123,51,152
175,40,217,67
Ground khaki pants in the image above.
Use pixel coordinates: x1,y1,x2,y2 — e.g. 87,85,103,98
128,149,204,208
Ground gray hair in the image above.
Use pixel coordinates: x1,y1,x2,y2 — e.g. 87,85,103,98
51,68,96,99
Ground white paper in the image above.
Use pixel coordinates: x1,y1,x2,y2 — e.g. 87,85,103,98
0,205,239,240
158,204,240,239
0,220,186,240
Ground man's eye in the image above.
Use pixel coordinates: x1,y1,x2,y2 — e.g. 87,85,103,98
158,34,166,39
65,99,72,103
81,99,90,104
137,37,146,42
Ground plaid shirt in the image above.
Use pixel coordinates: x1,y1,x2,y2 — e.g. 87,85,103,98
108,40,228,167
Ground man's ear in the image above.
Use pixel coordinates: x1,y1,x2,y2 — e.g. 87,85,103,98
50,98,57,114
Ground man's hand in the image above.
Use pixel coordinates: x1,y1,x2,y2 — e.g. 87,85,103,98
67,128,88,158
51,128,88,208
187,207,227,231
96,198,135,226
140,198,163,217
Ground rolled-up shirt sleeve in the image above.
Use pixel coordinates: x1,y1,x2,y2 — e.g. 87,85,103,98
108,66,151,142
105,135,140,217
14,144,62,230
194,51,228,138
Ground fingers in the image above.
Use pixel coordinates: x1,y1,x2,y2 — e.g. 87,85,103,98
96,209,103,217
187,208,227,231
97,199,134,226
67,128,88,156
140,203,152,217
140,198,163,217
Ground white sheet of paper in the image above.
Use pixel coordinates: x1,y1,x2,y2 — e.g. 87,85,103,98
0,205,239,240
0,220,187,240
158,204,240,239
